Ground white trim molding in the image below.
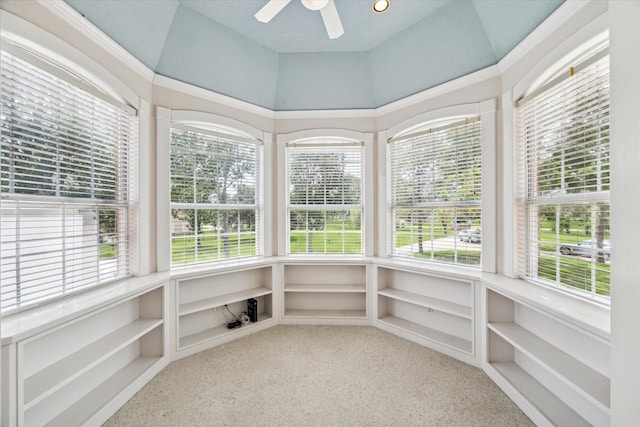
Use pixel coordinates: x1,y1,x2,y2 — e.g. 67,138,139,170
498,0,602,75
35,0,155,82
479,98,497,273
153,75,275,120
170,110,266,141
277,128,370,144
135,98,152,276
385,103,482,140
609,1,640,424
155,106,172,272
0,9,140,109
376,130,388,257
376,66,500,118
511,12,609,101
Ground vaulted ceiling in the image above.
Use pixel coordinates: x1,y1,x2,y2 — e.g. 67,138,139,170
64,0,564,110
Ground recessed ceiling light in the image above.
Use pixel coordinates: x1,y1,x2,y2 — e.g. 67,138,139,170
372,0,390,14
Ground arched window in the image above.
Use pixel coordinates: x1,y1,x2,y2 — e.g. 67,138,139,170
169,118,264,265
516,43,610,300
387,117,483,267
1,44,138,313
279,131,371,256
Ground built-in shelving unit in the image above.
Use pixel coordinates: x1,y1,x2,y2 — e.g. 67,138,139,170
16,284,166,427
375,265,475,356
483,278,611,427
175,265,274,352
282,262,368,322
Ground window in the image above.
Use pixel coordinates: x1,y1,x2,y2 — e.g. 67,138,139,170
170,126,263,265
0,48,137,313
387,118,482,266
286,139,364,254
517,47,610,299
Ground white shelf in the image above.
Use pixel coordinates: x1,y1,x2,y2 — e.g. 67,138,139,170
179,287,272,316
378,288,471,319
23,318,162,409
179,314,273,349
490,362,591,427
485,285,610,427
284,309,366,319
12,283,167,427
284,284,366,293
281,264,368,320
481,273,610,340
489,322,610,411
175,266,275,352
379,315,472,353
36,356,160,427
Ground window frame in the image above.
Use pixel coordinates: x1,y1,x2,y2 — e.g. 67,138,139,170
514,44,611,302
500,11,611,303
0,21,143,315
379,101,496,272
277,129,374,257
156,109,271,271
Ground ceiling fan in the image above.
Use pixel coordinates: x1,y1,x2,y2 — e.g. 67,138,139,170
255,0,344,39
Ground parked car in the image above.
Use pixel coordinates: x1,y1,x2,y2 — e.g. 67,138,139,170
459,229,481,243
559,240,611,258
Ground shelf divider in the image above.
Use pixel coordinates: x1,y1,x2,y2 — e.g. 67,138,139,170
179,314,273,349
179,287,272,316
284,284,366,293
284,309,366,319
378,315,472,353
378,288,471,319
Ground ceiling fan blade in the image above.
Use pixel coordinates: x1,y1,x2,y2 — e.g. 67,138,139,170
319,0,344,39
255,0,292,23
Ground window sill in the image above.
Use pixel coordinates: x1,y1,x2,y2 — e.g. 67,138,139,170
278,254,371,264
168,255,481,280
169,257,278,280
376,257,481,281
481,272,610,340
1,271,170,345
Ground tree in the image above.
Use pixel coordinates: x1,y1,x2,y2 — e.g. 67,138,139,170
288,150,361,253
533,88,610,262
170,130,258,257
391,122,481,254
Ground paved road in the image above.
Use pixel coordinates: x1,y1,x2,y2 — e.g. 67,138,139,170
395,235,481,256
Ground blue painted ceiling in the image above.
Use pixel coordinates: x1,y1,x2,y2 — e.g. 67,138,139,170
64,0,564,110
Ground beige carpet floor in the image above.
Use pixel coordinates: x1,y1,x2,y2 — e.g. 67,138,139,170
104,325,533,426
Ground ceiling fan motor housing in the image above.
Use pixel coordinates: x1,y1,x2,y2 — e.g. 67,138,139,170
301,0,330,11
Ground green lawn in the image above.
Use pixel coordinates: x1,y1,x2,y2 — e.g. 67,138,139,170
290,231,361,254
513,220,611,295
99,244,116,259
538,219,609,247
538,255,610,296
172,232,257,264
414,250,481,266
289,218,362,254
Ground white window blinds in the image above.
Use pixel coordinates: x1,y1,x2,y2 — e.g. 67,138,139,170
170,126,263,265
1,49,137,313
286,140,363,254
517,48,610,299
387,118,482,266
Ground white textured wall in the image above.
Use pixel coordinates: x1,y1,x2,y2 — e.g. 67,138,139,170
609,1,640,424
